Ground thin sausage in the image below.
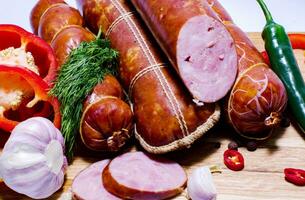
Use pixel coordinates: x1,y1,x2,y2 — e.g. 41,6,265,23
38,3,83,43
51,25,95,66
31,0,134,151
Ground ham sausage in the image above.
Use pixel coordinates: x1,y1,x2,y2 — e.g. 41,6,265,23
206,0,287,138
77,0,220,154
102,152,187,199
72,160,120,200
130,0,238,103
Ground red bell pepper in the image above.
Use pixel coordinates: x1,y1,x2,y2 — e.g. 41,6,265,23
223,149,245,171
284,168,305,186
262,33,305,65
0,24,58,85
0,65,60,132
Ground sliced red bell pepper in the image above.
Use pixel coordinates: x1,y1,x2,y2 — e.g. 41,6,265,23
0,24,58,85
0,65,60,132
262,33,305,65
284,168,305,186
223,149,244,171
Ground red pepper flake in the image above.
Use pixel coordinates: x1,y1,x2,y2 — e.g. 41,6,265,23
223,149,244,171
284,168,305,186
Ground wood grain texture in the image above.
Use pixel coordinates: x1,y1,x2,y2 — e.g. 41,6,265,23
0,33,305,200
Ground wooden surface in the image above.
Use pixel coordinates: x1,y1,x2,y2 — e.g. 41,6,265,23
1,33,305,200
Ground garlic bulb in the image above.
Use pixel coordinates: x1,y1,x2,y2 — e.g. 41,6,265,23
187,166,219,200
0,117,67,199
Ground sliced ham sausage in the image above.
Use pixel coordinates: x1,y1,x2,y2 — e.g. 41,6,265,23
206,0,287,138
130,0,238,103
102,152,187,200
72,160,120,200
77,0,220,154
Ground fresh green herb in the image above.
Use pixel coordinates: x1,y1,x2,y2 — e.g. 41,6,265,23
50,34,119,161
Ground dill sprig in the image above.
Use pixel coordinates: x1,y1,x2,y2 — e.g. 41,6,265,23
50,35,119,161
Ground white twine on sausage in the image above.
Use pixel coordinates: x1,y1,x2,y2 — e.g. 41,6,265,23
110,0,190,138
105,11,134,39
128,63,167,97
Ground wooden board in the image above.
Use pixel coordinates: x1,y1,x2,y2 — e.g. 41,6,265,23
1,33,305,200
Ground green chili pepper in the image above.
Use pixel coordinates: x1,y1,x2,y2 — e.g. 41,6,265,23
257,0,305,133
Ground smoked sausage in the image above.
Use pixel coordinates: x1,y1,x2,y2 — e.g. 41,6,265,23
51,25,95,66
80,75,133,152
30,0,65,34
206,0,287,138
31,0,134,152
77,0,220,153
130,0,238,103
38,3,83,43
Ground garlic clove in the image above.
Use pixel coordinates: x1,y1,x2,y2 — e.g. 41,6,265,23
187,166,219,200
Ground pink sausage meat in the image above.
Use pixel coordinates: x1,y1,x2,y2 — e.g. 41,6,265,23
103,152,187,200
131,0,238,103
72,160,120,200
177,15,237,102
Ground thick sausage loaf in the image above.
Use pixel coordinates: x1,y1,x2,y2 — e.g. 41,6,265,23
130,0,238,103
206,0,287,138
77,0,220,153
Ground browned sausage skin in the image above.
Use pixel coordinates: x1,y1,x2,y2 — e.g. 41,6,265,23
77,0,220,153
130,0,238,103
30,0,66,34
80,75,134,152
206,0,287,138
206,0,233,22
38,3,84,43
51,25,95,66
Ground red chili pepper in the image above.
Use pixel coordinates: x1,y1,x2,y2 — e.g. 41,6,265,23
0,65,61,132
284,168,305,186
262,33,305,65
0,24,58,85
223,149,244,171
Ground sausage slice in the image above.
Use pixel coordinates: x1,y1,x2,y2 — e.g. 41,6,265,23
72,160,120,200
103,152,187,200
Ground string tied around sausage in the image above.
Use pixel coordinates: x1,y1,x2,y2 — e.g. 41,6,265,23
128,63,167,98
105,11,134,39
